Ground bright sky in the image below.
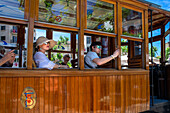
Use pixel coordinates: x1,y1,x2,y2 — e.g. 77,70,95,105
146,0,170,11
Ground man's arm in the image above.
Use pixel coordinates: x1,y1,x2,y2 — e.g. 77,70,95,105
93,49,120,66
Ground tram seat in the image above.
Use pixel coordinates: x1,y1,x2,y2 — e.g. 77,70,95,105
71,59,78,68
23,60,37,68
128,55,142,68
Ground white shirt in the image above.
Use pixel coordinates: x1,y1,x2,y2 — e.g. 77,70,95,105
84,51,99,68
34,52,55,70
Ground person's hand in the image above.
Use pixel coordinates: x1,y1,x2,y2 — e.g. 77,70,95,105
4,50,15,61
9,53,16,64
112,49,120,58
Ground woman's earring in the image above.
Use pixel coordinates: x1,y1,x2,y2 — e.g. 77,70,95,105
40,48,42,50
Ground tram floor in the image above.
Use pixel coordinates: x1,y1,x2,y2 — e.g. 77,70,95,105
140,97,170,113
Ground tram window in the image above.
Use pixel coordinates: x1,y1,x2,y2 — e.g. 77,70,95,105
87,0,114,33
121,39,143,69
51,52,74,68
52,31,78,69
0,0,24,19
0,24,27,68
165,35,170,64
39,0,77,27
84,35,91,53
149,40,161,65
122,7,142,38
32,29,46,68
84,35,116,69
53,31,71,51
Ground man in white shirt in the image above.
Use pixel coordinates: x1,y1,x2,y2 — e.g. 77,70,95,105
84,42,120,68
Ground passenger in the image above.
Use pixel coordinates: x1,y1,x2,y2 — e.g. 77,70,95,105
0,49,15,67
60,54,71,68
84,42,120,69
34,36,68,70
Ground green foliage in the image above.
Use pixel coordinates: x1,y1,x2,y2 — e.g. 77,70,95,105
51,35,72,67
122,7,131,21
149,46,158,57
165,47,170,60
123,32,142,38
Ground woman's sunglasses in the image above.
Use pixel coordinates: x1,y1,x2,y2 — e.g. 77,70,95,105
43,42,50,45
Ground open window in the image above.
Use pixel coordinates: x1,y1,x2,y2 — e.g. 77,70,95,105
0,23,27,68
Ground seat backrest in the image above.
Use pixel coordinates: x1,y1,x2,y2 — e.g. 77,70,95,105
71,59,78,68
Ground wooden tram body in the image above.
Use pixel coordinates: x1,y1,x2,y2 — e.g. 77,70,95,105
0,0,169,112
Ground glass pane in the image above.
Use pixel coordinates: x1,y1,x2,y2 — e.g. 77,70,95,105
51,52,74,68
148,29,161,38
39,0,77,27
84,35,91,53
0,24,27,68
134,41,142,56
53,31,71,51
87,0,114,33
122,7,142,38
165,34,170,63
149,41,161,65
0,0,24,19
165,22,170,32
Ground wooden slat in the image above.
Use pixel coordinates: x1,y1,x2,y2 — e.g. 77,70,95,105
96,76,101,112
119,0,148,10
34,22,79,32
53,77,58,112
17,78,24,113
83,77,88,112
0,78,6,113
146,74,150,110
109,76,113,113
121,35,144,42
125,75,130,113
0,69,150,77
71,77,75,113
116,2,122,70
100,76,104,112
78,0,85,70
49,77,54,113
130,75,136,113
121,75,125,113
115,75,121,112
93,76,97,113
27,0,36,69
24,0,29,19
0,17,27,25
144,10,149,70
67,77,71,113
84,30,117,37
63,77,67,113
58,77,63,113
161,25,165,64
74,76,79,113
35,0,39,21
12,78,18,113
112,76,116,113
79,77,83,113
77,0,80,27
136,75,140,112
39,77,45,113
106,76,110,112
44,77,49,113
6,78,13,113
34,77,40,113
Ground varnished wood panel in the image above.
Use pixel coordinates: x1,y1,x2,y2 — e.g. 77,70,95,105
0,72,149,113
